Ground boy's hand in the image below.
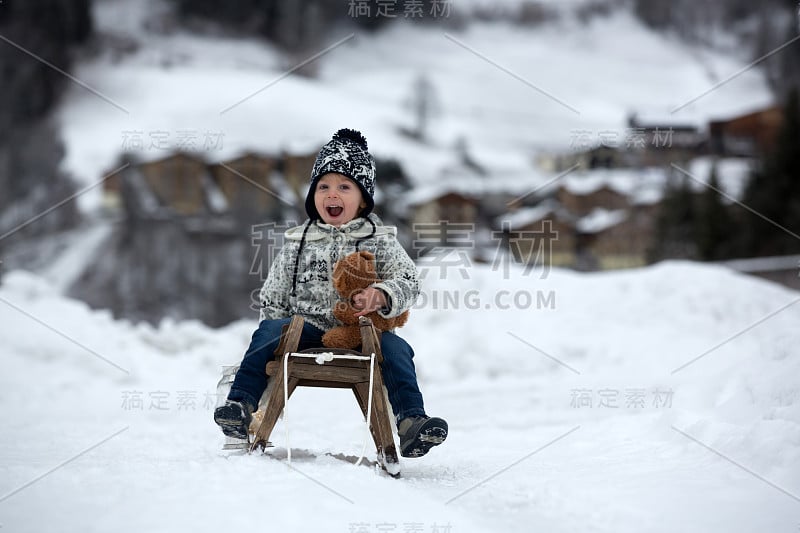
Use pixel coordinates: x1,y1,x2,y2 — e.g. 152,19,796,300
352,287,387,317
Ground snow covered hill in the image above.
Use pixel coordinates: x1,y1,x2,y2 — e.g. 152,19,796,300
58,0,772,212
1,261,798,532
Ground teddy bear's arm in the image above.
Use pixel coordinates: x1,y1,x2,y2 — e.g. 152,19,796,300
333,300,359,325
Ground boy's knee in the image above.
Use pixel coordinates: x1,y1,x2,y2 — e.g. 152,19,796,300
259,317,293,334
248,318,292,356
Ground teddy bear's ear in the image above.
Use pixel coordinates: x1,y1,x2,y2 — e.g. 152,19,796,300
358,250,375,262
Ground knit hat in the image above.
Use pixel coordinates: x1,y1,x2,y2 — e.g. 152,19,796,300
305,128,376,220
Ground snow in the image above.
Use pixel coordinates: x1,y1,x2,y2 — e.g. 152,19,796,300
57,0,773,212
536,161,747,207
501,201,559,229
575,208,627,233
14,1,796,530
684,156,755,201
559,168,659,197
0,218,114,293
1,261,799,532
38,219,114,291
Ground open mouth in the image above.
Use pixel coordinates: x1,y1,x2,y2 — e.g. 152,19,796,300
326,205,343,217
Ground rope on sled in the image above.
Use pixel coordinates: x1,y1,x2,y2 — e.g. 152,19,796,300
356,352,376,467
282,351,376,467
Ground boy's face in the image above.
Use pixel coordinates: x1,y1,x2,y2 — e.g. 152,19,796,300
314,172,367,227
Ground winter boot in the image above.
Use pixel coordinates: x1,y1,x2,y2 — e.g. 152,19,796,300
398,415,448,458
214,400,253,439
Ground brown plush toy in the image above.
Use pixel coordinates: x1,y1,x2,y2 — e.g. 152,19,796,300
322,250,409,349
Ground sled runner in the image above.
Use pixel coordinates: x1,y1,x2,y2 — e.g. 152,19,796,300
249,315,401,476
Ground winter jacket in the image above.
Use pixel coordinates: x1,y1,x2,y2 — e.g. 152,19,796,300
258,214,420,332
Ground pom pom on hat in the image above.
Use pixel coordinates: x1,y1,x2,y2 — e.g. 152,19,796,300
332,128,368,151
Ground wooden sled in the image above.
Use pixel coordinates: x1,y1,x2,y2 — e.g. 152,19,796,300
250,315,401,476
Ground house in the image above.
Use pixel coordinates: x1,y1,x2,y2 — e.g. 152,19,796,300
708,105,782,157
209,152,280,213
412,191,479,228
626,113,705,166
584,146,627,169
557,180,630,217
406,190,482,263
495,167,669,270
567,146,629,171
105,150,302,220
282,150,317,199
405,161,493,246
101,169,124,211
133,152,213,216
576,207,655,269
537,113,705,174
496,202,576,267
537,146,631,174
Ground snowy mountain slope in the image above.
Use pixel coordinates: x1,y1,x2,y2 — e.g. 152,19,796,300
57,0,772,212
1,261,798,532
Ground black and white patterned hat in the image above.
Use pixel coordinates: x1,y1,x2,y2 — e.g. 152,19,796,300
305,128,376,220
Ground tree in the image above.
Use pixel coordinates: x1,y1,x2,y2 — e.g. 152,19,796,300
740,87,800,256
405,74,440,142
0,0,91,248
649,171,698,261
694,163,734,260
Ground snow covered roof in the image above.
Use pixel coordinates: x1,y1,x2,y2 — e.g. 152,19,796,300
628,112,702,130
575,208,628,234
560,171,633,196
495,199,574,229
630,186,663,206
548,158,750,206
122,146,279,167
405,157,550,207
500,203,558,228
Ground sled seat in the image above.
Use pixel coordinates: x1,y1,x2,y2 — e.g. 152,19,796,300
250,315,400,475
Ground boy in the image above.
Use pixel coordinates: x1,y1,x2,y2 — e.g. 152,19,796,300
214,128,447,458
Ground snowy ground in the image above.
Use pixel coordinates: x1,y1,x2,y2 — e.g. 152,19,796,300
1,261,799,533
6,1,795,531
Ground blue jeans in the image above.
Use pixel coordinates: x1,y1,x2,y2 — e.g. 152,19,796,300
228,318,426,424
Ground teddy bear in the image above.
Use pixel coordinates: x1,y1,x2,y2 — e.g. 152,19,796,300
321,250,409,349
